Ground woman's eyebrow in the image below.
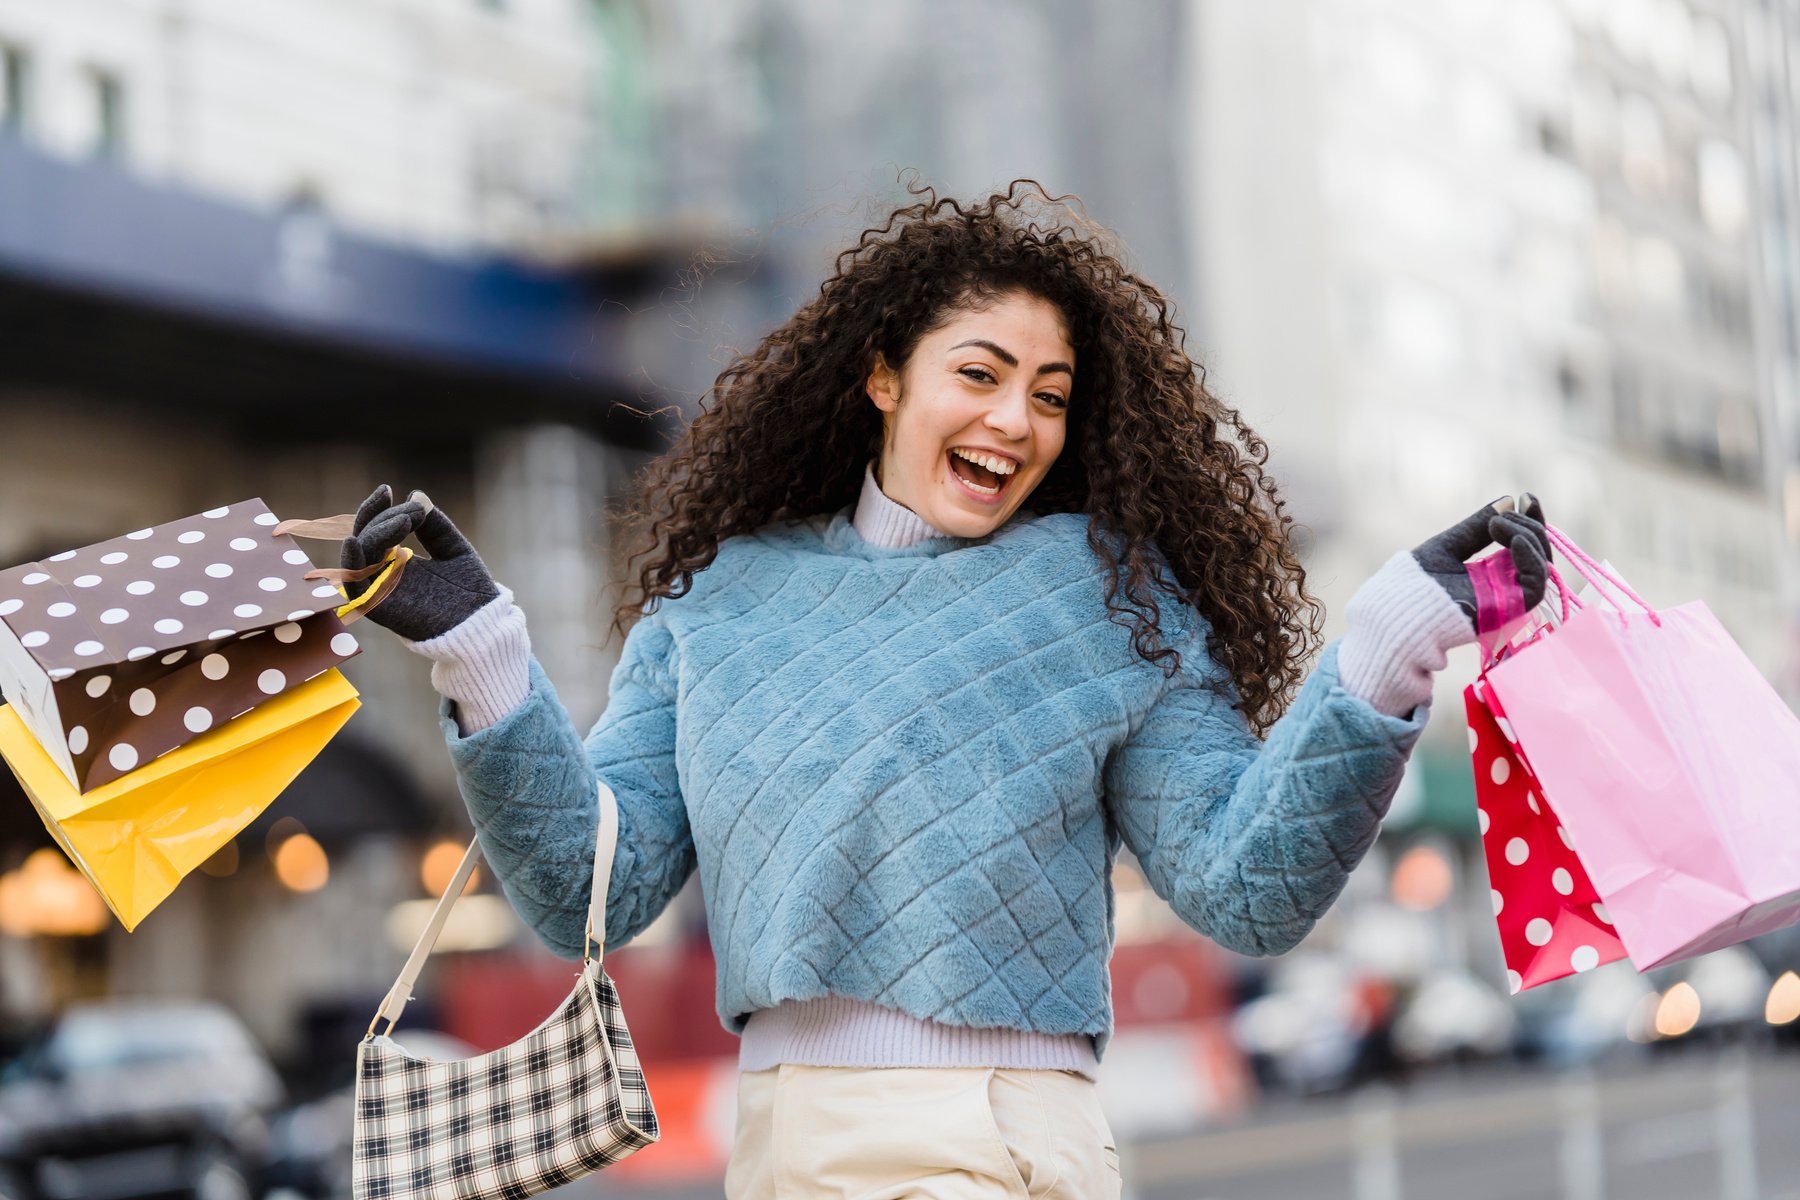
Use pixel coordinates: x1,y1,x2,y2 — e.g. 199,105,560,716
946,338,1074,378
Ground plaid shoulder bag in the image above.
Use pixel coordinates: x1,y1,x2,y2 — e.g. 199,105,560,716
352,781,659,1199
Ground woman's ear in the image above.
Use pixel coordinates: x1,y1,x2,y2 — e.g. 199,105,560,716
866,353,901,413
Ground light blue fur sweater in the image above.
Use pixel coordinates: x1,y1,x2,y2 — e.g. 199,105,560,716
437,507,1432,1060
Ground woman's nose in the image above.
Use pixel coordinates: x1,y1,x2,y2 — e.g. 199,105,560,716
985,388,1032,438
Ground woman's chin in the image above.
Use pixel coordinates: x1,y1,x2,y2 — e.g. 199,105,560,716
931,502,1010,538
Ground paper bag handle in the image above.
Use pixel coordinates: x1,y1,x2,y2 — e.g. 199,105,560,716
1543,523,1662,627
269,513,410,626
366,780,621,1039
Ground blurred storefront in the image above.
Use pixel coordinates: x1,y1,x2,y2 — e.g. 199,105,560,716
0,133,683,1057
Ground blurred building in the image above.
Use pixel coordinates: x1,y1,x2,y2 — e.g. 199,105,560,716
1189,0,1798,728
0,0,687,1055
1185,0,1800,988
1740,0,1800,687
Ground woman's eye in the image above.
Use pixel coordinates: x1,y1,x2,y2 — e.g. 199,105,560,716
959,366,997,384
1038,393,1069,409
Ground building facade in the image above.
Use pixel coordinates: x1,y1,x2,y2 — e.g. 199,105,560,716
0,0,679,1057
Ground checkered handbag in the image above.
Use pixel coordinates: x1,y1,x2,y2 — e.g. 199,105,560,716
352,781,659,1198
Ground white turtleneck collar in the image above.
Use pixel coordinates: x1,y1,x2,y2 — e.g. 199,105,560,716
852,459,950,549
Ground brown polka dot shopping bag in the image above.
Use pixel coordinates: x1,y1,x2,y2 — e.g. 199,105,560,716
1466,526,1800,989
0,498,404,929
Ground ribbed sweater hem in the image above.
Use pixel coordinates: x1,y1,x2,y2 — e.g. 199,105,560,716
738,995,1100,1081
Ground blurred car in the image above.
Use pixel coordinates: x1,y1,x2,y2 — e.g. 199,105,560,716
1510,961,1657,1065
1229,955,1394,1094
1390,967,1516,1065
262,1029,480,1200
0,1113,28,1200
0,999,283,1200
1642,944,1775,1047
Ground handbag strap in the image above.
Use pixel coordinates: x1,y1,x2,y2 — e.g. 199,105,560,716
367,780,620,1039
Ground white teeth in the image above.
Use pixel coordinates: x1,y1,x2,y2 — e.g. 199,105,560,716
950,447,1018,475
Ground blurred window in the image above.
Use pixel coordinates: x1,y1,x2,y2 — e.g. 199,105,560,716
1591,213,1637,310
1691,15,1733,106
1571,78,1618,160
1365,26,1437,114
1375,279,1465,377
1606,0,1655,64
1565,0,1607,29
1452,73,1515,150
1504,0,1573,71
1649,0,1696,87
586,0,656,227
48,1007,259,1073
86,66,125,159
1379,158,1456,247
1631,232,1684,311
1696,138,1748,240
1618,92,1668,194
1,43,26,133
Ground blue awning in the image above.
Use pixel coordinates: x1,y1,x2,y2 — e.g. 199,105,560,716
0,138,626,380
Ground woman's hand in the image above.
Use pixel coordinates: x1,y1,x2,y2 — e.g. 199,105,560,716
341,485,501,642
1411,493,1551,632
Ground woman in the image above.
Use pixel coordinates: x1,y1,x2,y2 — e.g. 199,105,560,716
344,181,1551,1198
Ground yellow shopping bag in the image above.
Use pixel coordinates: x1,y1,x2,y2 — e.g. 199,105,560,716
0,668,360,931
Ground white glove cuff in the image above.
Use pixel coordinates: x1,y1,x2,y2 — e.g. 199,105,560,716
1336,550,1475,717
401,585,531,734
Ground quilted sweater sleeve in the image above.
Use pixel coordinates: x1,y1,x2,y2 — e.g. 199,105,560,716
1103,631,1429,957
436,614,695,958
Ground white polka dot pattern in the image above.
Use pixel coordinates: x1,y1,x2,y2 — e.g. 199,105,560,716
1465,680,1625,994
0,497,365,790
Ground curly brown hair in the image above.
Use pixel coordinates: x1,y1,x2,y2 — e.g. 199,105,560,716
611,179,1325,737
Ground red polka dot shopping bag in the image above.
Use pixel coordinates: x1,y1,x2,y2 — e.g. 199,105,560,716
1467,525,1800,989
0,499,405,929
1466,676,1626,992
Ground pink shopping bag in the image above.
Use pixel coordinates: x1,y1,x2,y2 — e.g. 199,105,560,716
1465,548,1627,992
1476,524,1800,971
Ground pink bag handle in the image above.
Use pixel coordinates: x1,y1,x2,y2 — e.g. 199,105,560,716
1544,523,1662,628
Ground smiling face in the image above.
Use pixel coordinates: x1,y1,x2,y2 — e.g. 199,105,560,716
866,291,1076,538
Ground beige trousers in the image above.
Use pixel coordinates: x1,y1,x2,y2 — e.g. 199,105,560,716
723,1065,1123,1199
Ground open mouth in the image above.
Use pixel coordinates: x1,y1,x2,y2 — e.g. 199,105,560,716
946,449,1013,502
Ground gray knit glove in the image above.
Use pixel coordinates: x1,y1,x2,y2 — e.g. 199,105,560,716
341,485,500,642
1412,492,1551,632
